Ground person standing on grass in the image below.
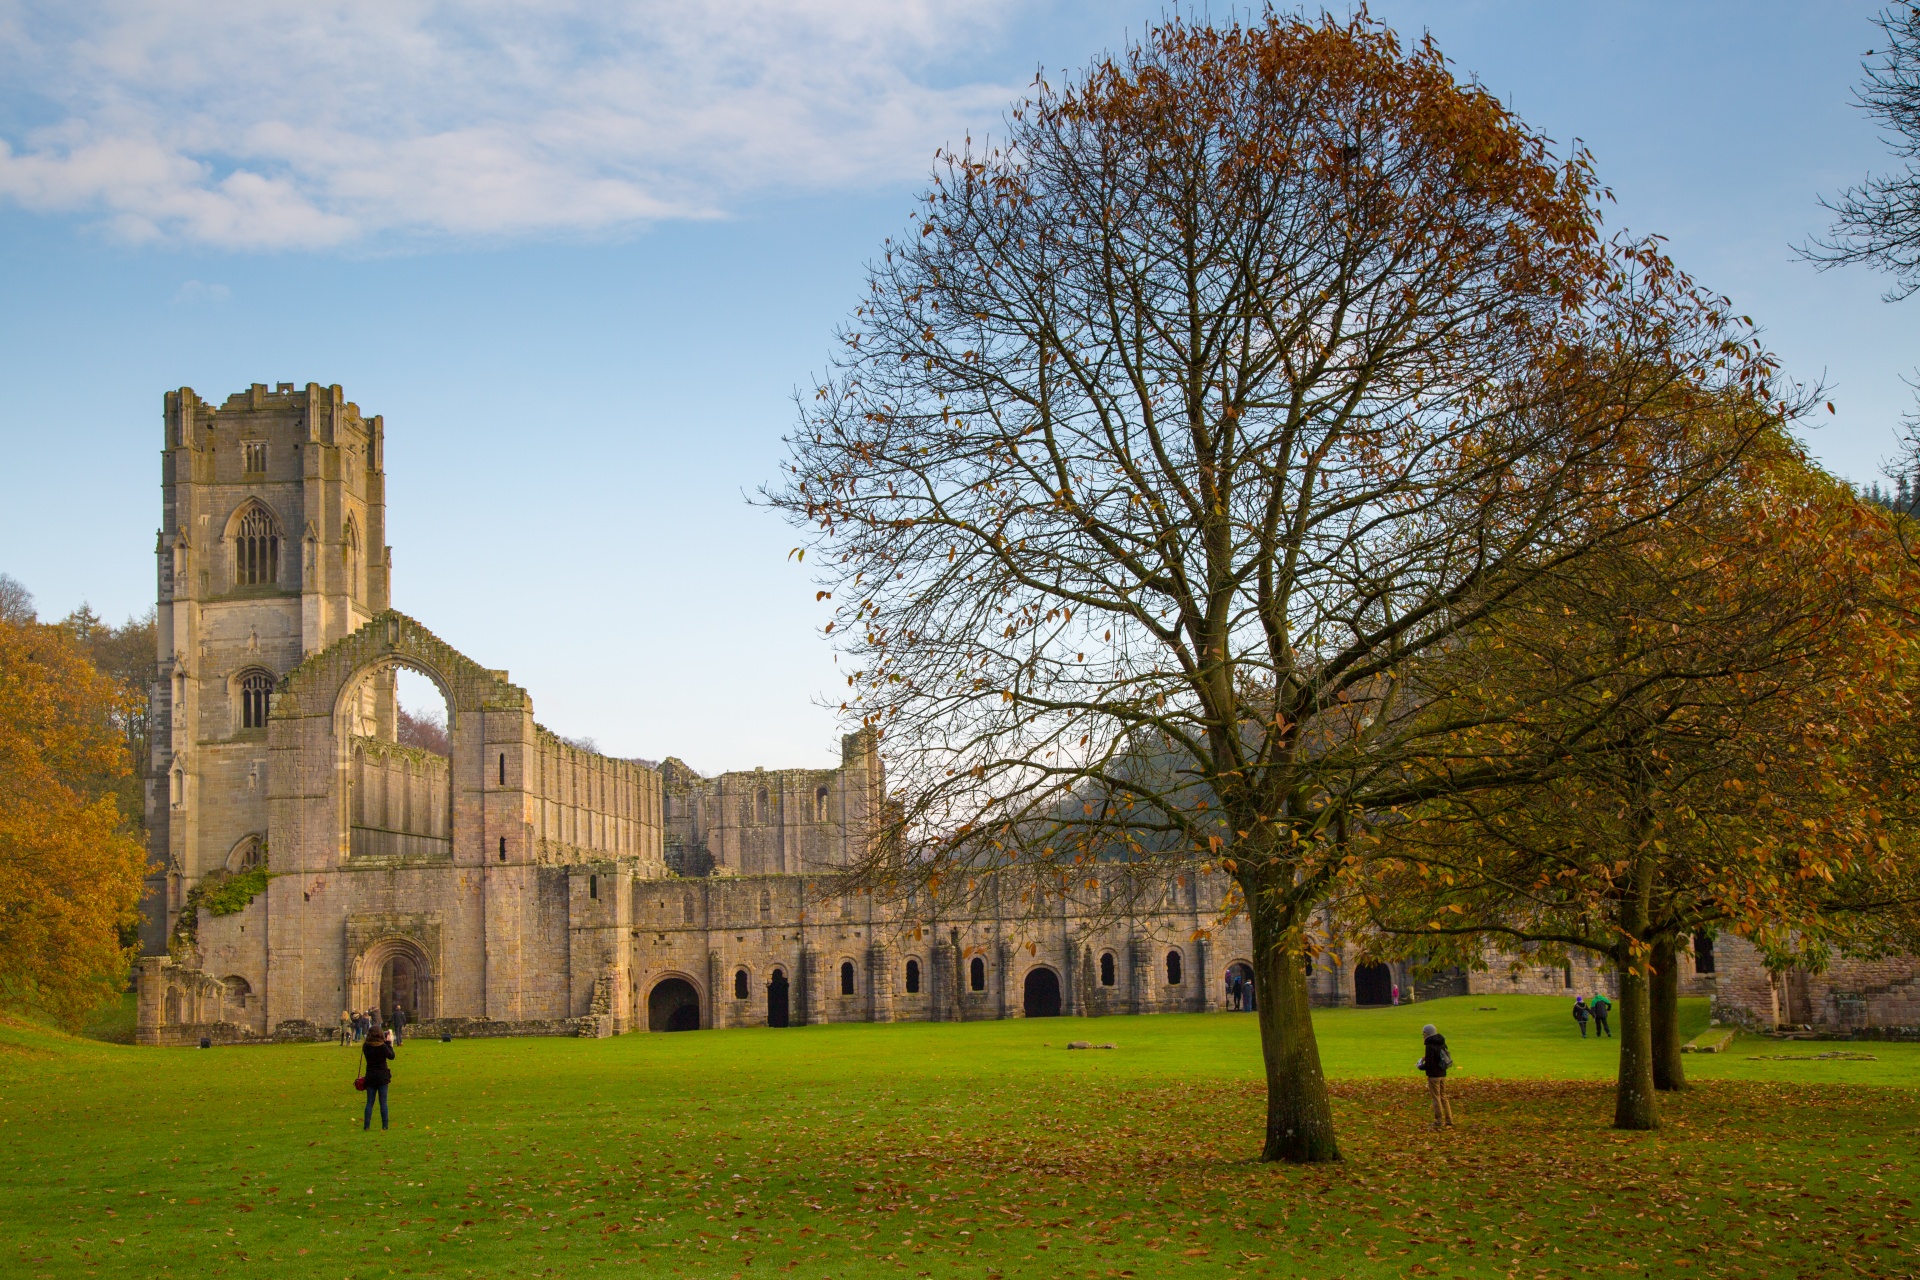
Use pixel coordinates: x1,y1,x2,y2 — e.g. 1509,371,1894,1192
339,1009,352,1046
362,1028,396,1131
391,1004,407,1045
1572,995,1591,1038
1419,1023,1455,1130
1590,992,1613,1038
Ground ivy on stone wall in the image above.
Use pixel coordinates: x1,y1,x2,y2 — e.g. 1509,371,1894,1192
168,853,273,956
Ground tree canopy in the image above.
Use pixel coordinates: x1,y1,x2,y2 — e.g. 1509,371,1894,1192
775,13,1795,1161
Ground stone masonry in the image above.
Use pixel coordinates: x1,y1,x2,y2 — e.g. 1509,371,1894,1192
135,382,1572,1045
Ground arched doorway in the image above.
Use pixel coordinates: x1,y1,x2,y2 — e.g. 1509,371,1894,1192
1355,962,1393,1007
1227,962,1256,1011
767,969,790,1028
353,937,435,1023
647,978,701,1032
1023,967,1062,1018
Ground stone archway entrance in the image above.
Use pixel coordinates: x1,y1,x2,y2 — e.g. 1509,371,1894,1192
1228,962,1257,1011
1023,967,1062,1018
1355,962,1393,1007
767,970,790,1028
352,937,436,1023
647,978,701,1032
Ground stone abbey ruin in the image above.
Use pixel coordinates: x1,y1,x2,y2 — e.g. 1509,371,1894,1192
135,384,1917,1044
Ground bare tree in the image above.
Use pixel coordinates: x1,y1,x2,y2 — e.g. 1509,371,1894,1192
772,15,1783,1163
0,574,33,626
1807,5,1920,299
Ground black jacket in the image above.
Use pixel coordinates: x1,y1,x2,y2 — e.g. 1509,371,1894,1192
1421,1033,1450,1078
362,1041,396,1087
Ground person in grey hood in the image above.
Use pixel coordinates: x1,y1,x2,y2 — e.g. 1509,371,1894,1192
1419,1023,1455,1130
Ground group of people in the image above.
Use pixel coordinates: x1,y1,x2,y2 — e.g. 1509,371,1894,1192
1224,969,1257,1011
339,1006,408,1046
1571,994,1614,1038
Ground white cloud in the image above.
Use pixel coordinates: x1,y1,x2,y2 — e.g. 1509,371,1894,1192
170,279,231,304
0,0,1023,249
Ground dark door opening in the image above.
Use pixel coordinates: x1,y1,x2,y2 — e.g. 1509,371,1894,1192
1227,962,1256,1011
767,970,791,1028
1354,962,1393,1007
1023,967,1062,1018
381,954,422,1021
648,978,702,1032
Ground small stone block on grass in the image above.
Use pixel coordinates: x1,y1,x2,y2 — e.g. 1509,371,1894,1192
1683,1028,1736,1054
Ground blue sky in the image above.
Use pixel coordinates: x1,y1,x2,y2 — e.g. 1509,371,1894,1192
0,1,1912,772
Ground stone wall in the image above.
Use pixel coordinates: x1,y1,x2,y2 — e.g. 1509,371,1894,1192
1712,934,1920,1035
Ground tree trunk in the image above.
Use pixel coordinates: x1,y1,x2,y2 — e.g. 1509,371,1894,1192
1612,953,1661,1130
1650,935,1687,1092
1247,879,1341,1163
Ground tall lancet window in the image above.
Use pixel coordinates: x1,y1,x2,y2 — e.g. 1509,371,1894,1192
235,504,281,585
343,517,361,598
240,670,274,729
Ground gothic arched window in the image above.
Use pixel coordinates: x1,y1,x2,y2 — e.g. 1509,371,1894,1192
905,958,921,994
840,961,855,996
682,893,695,924
814,785,829,822
239,670,274,729
1100,952,1116,986
734,969,749,1000
234,503,281,586
755,787,770,824
228,835,264,872
969,956,986,992
1166,950,1184,985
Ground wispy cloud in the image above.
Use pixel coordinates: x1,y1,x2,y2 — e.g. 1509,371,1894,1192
170,279,230,304
0,1,1022,249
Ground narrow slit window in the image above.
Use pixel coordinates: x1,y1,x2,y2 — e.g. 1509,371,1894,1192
498,835,507,861
589,874,598,900
499,753,506,785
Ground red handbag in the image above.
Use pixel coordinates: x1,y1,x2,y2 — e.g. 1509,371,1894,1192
354,1075,367,1091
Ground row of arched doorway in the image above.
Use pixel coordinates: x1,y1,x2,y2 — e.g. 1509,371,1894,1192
641,964,1095,1030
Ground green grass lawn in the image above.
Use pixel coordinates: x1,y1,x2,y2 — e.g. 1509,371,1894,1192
3,995,1915,1279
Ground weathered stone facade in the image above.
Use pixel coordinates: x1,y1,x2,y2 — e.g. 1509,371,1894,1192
1710,936,1920,1037
134,382,1450,1046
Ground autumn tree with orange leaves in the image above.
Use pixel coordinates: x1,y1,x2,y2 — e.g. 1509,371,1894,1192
1365,436,1920,1130
0,616,149,1028
772,14,1793,1162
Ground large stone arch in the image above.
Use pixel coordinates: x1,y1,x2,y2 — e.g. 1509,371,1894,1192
645,971,705,1032
350,934,438,1022
268,610,532,867
262,611,539,1032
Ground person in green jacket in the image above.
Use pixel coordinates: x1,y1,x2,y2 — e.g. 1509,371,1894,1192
1589,992,1613,1038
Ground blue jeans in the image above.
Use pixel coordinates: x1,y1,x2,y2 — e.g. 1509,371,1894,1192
363,1081,389,1130
1577,1020,1588,1037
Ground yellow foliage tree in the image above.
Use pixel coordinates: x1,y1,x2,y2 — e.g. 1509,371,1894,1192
0,618,149,1027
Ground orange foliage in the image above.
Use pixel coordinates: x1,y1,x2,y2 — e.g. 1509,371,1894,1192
0,619,148,1027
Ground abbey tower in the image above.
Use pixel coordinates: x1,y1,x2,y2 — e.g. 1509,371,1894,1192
146,382,394,951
